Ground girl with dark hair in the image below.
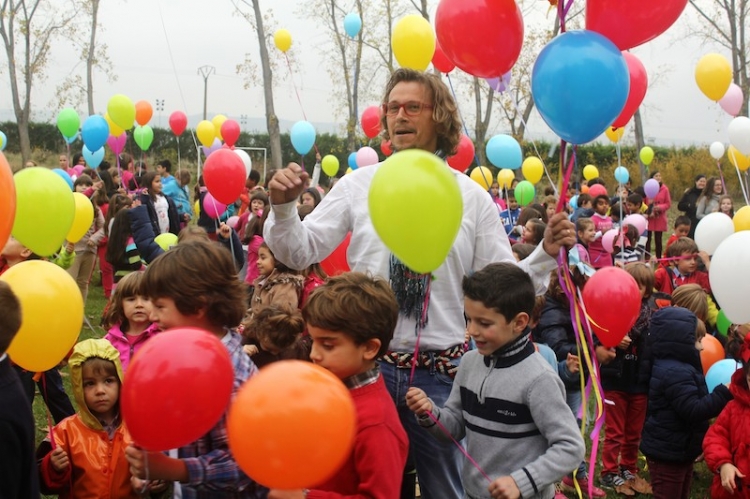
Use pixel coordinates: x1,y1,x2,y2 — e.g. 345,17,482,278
138,172,180,236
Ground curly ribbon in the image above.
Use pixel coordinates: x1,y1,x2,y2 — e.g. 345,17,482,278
555,145,577,214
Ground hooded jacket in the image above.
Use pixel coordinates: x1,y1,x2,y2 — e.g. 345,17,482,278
640,307,732,462
39,339,136,498
104,322,161,373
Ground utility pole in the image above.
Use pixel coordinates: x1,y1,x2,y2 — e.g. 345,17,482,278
198,65,215,120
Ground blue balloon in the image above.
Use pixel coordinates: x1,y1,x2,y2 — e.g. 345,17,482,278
348,152,358,170
486,134,522,170
65,133,78,145
53,168,74,190
705,359,741,393
81,115,110,152
344,13,362,38
290,121,316,155
532,30,629,145
83,145,105,168
569,194,579,211
614,166,629,184
0,130,6,151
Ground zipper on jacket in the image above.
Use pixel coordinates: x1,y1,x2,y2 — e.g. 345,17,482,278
478,357,496,404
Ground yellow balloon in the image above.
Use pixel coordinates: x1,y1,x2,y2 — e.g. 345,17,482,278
695,53,733,101
728,145,750,172
105,113,124,137
605,126,624,143
640,146,655,166
274,29,292,53
345,167,353,175
470,166,493,189
521,157,544,184
1,260,83,372
735,206,750,232
583,164,599,181
497,169,515,189
107,94,136,131
212,114,228,140
196,120,216,147
392,14,435,71
66,192,94,243
194,200,200,217
322,155,339,177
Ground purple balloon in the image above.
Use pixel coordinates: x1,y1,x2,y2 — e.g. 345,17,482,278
107,132,127,156
485,72,512,93
203,192,227,219
644,178,660,199
202,138,223,158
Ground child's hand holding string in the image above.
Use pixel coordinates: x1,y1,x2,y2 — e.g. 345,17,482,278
405,387,433,416
50,447,69,472
566,353,580,374
488,476,521,499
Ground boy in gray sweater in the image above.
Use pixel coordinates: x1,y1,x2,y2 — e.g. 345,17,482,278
406,263,584,499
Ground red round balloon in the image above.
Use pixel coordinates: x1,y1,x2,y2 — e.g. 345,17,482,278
588,184,608,198
121,328,234,451
447,134,475,172
380,140,393,157
586,0,688,50
203,148,246,205
169,111,188,136
582,267,641,348
320,233,351,276
432,41,455,74
361,106,381,139
221,119,241,148
612,53,648,128
0,152,16,251
436,0,524,78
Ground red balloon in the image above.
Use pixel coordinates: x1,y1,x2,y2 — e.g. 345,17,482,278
586,0,688,51
582,267,641,348
203,148,246,205
447,134,475,172
121,328,234,451
221,119,241,148
169,111,188,136
612,53,648,128
432,41,455,74
0,152,16,251
436,0,524,78
320,233,351,276
380,140,393,157
361,105,381,139
588,184,608,198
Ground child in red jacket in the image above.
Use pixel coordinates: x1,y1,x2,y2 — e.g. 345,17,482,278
654,237,711,294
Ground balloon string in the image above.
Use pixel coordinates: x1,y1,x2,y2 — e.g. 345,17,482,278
729,149,750,205
555,147,576,213
716,160,726,193
284,53,320,156
176,136,182,178
445,74,482,173
424,410,493,483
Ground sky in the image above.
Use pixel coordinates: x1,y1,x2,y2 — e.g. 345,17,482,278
0,0,739,148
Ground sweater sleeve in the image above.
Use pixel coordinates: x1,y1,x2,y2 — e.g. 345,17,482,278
129,206,164,264
696,198,708,220
703,403,736,473
53,246,76,270
422,369,466,442
666,374,732,423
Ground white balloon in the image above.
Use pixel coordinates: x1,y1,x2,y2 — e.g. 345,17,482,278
728,116,750,155
709,141,725,160
234,149,253,178
694,212,734,255
709,231,750,323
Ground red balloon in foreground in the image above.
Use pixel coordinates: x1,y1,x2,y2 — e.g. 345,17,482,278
0,152,16,251
447,134,475,172
203,148,246,204
612,53,648,128
221,119,241,148
582,267,641,348
121,328,234,451
361,105,382,139
586,0,688,50
320,233,351,276
169,111,188,136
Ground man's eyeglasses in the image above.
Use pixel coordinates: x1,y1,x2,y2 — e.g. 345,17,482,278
382,101,433,117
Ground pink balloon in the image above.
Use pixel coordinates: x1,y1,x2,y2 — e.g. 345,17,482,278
226,216,239,229
644,178,660,199
107,132,127,156
602,229,619,254
720,83,744,117
588,184,608,198
203,193,227,219
622,214,648,235
355,146,379,168
73,165,85,175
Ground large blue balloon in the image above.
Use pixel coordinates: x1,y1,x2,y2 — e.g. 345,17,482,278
532,30,629,145
81,115,110,152
344,13,362,38
705,359,740,393
83,145,105,168
53,168,74,190
290,121,316,155
348,152,358,170
486,134,522,170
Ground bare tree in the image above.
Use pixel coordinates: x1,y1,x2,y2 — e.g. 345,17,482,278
0,0,79,161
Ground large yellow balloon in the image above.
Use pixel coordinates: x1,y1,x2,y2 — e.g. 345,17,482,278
212,114,228,140
734,206,750,232
605,126,624,143
392,15,435,71
369,150,462,274
105,113,125,137
521,157,544,184
470,166,493,189
695,53,732,101
66,193,94,243
728,145,750,172
196,120,216,147
274,29,292,52
583,164,599,181
107,94,136,131
497,169,515,189
1,261,83,372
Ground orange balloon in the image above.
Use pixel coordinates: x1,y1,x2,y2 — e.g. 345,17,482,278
227,361,356,489
0,152,15,250
581,185,590,194
134,100,153,126
700,334,725,375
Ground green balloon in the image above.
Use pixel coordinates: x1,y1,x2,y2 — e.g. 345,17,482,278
134,125,154,151
515,180,536,206
56,108,80,139
717,309,731,337
369,150,462,274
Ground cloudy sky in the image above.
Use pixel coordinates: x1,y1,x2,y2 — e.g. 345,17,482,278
0,0,738,147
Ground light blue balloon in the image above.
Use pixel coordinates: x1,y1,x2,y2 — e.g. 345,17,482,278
81,115,110,151
569,194,579,211
348,152,358,170
83,145,105,168
532,30,629,145
705,359,740,393
614,166,629,184
290,120,316,155
344,13,362,38
0,131,6,151
53,168,74,190
65,133,78,145
486,134,522,170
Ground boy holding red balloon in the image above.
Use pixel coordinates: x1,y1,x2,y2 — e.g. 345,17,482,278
268,272,409,499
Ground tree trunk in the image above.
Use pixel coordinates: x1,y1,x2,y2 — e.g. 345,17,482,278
634,108,647,184
473,78,494,167
86,0,99,116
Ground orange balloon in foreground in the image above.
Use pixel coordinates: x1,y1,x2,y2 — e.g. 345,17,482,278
700,334,725,375
0,151,15,250
227,361,356,489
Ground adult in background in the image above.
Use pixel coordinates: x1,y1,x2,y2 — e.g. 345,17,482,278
677,174,706,239
646,171,671,260
264,68,576,499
